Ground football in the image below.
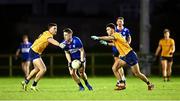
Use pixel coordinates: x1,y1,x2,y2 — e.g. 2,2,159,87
71,59,81,69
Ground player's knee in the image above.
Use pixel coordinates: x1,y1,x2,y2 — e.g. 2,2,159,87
40,68,46,73
112,67,117,72
133,71,141,77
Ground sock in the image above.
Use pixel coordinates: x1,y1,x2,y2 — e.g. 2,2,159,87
122,75,126,81
84,80,89,85
117,80,120,84
32,81,38,86
146,81,150,85
119,80,125,84
78,82,84,88
25,79,30,84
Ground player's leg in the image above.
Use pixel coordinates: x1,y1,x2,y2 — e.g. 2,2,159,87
114,57,126,85
78,62,93,90
69,68,84,91
161,60,167,81
131,63,154,90
112,58,122,85
24,61,30,78
22,62,39,91
167,59,173,81
114,59,127,90
31,58,47,90
119,67,126,81
21,62,26,77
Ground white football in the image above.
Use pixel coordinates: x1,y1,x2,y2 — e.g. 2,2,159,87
71,59,81,69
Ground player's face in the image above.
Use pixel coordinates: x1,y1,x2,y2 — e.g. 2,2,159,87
49,26,57,35
164,32,170,39
106,27,113,36
116,19,124,27
23,37,28,42
63,32,72,42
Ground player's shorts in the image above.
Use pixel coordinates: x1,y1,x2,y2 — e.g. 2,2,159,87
21,54,30,62
21,58,30,62
160,56,173,62
29,48,40,61
112,46,119,57
120,50,138,67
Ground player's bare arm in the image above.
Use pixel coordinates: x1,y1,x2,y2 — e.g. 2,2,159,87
48,37,65,48
127,36,132,44
155,44,161,56
65,51,72,63
91,36,115,41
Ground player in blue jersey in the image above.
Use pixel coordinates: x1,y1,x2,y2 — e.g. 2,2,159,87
61,28,93,91
99,17,131,89
16,35,32,78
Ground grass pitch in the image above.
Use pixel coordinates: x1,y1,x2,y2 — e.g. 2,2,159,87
0,76,180,100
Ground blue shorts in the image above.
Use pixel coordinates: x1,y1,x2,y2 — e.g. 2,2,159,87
112,46,119,57
29,48,40,61
21,54,30,62
21,57,30,62
120,50,138,66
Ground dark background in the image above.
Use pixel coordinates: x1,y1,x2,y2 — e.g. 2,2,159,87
0,0,179,54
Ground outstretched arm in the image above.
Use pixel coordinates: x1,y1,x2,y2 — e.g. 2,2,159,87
91,36,115,41
48,38,65,48
99,40,114,46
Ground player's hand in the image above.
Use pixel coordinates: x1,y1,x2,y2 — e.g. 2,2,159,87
59,43,66,49
169,52,174,55
99,40,108,46
91,36,99,40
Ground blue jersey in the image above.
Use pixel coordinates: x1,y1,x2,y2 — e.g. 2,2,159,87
112,27,131,57
18,42,32,61
62,36,84,60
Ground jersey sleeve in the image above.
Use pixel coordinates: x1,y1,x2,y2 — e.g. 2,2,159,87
171,39,175,46
75,37,83,48
126,28,131,37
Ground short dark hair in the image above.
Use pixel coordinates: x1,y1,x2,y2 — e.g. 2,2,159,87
163,28,170,33
116,17,124,21
63,28,73,34
106,23,116,30
22,34,28,39
48,23,57,30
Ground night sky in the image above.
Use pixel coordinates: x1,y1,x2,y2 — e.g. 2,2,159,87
0,0,179,54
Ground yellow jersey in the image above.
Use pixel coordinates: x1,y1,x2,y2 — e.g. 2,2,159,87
112,32,132,57
31,31,53,54
159,38,175,57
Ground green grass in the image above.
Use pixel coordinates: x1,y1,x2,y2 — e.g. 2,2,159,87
0,76,180,100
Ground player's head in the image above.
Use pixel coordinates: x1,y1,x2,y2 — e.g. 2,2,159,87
63,28,73,42
106,23,116,36
163,29,170,39
116,17,124,27
48,23,57,35
22,35,29,42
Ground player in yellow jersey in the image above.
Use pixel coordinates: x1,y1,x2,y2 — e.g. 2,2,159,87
21,23,65,91
91,23,154,90
155,29,175,82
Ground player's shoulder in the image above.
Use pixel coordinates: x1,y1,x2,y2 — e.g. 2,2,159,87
123,27,129,31
169,38,174,41
73,36,82,41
